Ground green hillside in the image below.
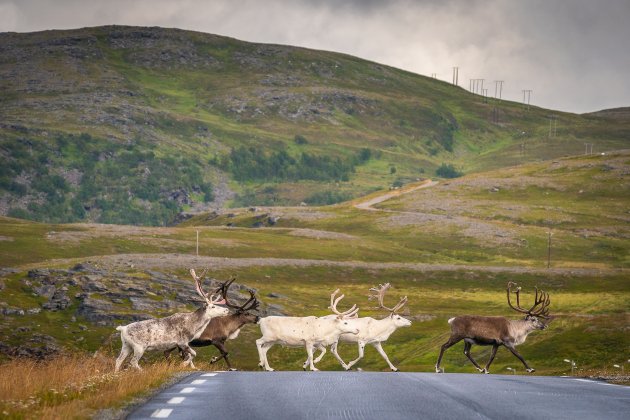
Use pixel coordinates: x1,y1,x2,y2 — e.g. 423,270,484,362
1,26,628,225
0,151,628,377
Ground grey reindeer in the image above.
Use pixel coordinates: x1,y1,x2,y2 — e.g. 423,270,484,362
114,269,229,371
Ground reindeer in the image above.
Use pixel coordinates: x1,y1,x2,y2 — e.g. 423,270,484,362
165,278,260,370
305,284,411,371
435,282,552,374
256,290,360,371
114,269,229,371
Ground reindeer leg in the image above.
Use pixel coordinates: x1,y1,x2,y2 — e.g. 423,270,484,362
372,342,398,372
303,344,326,370
483,344,500,373
212,341,235,370
330,341,349,370
346,341,366,370
463,340,485,373
435,336,462,373
305,343,319,371
129,344,145,371
505,344,535,372
180,345,197,369
256,339,274,371
115,342,132,372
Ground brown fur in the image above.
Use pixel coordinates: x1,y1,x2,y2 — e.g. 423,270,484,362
435,314,547,374
165,312,259,370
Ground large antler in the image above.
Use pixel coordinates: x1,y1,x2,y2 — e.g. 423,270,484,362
506,282,551,319
218,277,259,313
190,268,225,304
329,289,359,318
369,283,407,314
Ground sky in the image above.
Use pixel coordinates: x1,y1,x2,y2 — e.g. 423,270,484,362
1,0,629,114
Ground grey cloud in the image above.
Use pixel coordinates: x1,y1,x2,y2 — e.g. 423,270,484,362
1,0,628,113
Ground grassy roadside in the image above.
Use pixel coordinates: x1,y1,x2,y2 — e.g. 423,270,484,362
0,354,200,419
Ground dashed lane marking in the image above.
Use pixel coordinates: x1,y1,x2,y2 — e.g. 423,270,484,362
167,397,186,404
180,387,196,393
190,379,207,385
150,408,172,418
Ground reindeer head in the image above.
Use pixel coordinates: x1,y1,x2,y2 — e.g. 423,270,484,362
329,289,360,335
190,269,229,318
369,283,412,328
220,277,261,323
507,282,551,329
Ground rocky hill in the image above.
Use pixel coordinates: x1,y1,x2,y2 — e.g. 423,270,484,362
1,26,628,225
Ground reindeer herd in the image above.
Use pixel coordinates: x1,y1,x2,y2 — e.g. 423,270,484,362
114,270,553,374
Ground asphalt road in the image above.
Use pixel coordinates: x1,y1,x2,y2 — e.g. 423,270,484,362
128,371,629,420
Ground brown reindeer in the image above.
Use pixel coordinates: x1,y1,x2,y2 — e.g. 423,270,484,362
435,282,551,374
166,278,260,370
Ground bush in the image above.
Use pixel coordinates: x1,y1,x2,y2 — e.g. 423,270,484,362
304,190,353,205
436,163,463,178
294,135,308,145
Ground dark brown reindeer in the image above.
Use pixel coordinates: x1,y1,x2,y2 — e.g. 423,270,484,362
435,282,551,374
166,278,260,370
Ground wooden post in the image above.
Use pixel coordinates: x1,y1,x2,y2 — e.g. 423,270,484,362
547,230,552,269
196,230,199,256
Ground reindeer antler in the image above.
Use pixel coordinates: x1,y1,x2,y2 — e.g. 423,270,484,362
369,283,407,314
506,282,551,319
329,289,359,318
190,268,224,304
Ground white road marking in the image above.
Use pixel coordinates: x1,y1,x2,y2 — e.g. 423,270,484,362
167,397,186,404
191,379,207,385
150,408,173,418
180,387,196,393
201,373,218,377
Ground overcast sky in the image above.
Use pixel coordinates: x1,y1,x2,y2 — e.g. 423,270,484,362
1,0,629,114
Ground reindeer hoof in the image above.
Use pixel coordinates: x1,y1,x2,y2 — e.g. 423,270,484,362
527,368,535,373
435,367,444,373
392,368,399,372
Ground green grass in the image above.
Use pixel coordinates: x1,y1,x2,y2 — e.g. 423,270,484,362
2,26,629,224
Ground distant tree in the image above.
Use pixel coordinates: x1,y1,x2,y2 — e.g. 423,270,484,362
436,163,463,178
294,135,308,145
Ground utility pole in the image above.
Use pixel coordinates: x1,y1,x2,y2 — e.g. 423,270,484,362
547,230,553,269
452,67,459,86
494,80,504,99
431,73,437,78
522,89,532,110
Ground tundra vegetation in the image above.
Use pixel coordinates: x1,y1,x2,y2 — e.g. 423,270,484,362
0,25,629,419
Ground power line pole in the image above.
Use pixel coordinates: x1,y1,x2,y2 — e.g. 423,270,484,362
494,80,504,99
452,67,459,85
547,230,553,269
522,89,532,110
482,88,488,103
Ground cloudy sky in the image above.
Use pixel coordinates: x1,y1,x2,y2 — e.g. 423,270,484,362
1,0,629,113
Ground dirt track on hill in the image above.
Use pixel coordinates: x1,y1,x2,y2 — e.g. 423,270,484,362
28,253,621,277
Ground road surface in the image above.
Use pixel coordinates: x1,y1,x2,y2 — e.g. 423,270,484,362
128,371,629,420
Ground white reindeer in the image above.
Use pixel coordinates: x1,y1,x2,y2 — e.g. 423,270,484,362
256,290,360,371
306,284,411,371
114,269,229,371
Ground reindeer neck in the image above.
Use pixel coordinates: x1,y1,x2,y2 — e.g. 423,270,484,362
507,318,536,345
372,315,399,335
